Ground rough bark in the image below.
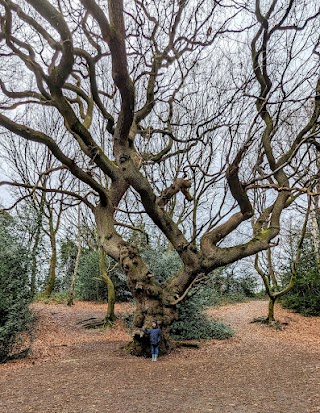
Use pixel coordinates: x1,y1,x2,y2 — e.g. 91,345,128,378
267,297,276,323
30,192,45,297
68,203,82,306
99,247,116,323
67,239,81,306
94,203,177,354
119,243,176,354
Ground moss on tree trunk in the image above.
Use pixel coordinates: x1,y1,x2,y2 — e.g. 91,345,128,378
267,297,276,323
99,247,116,323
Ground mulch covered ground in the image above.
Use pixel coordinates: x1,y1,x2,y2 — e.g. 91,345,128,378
0,300,319,413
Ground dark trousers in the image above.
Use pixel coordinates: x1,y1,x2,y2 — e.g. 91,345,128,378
151,344,159,356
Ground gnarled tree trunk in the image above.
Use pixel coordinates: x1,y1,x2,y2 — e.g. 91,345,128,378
30,192,45,297
119,243,177,355
94,204,178,354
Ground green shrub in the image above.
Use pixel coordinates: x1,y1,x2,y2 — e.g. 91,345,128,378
281,238,320,316
171,297,234,340
0,213,32,363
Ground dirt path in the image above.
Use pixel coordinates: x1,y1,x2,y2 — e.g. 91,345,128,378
0,300,319,413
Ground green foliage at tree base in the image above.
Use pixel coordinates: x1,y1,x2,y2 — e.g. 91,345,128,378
170,298,234,341
281,238,320,317
281,275,320,316
281,291,320,316
143,247,255,340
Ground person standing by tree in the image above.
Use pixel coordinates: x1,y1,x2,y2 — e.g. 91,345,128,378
142,320,162,362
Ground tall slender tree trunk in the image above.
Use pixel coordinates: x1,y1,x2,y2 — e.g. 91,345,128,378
30,226,41,297
43,214,57,298
313,157,320,269
68,204,82,306
99,247,116,323
30,191,46,297
256,201,310,324
67,240,81,306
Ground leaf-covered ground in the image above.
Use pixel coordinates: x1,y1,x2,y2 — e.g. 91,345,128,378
0,300,319,413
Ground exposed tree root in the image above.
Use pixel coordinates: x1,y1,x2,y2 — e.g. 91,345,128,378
77,317,115,329
251,316,288,330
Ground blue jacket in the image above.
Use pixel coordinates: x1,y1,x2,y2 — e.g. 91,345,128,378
143,326,161,345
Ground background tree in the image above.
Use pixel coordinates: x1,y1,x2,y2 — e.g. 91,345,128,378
41,181,68,297
0,139,49,295
281,206,320,316
254,200,310,323
0,0,320,354
67,200,82,306
0,115,79,296
281,241,320,316
98,246,116,324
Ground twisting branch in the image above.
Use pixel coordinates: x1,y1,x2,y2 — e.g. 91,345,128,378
156,178,193,210
25,0,74,88
170,273,207,306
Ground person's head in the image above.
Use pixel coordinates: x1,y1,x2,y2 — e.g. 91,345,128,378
152,320,158,328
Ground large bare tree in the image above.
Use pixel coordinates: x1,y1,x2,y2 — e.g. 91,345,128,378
0,0,320,354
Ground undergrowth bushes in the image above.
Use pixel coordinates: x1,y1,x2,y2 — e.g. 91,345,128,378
0,213,33,363
280,237,320,316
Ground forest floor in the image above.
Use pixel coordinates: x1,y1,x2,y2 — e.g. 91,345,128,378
0,300,320,413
